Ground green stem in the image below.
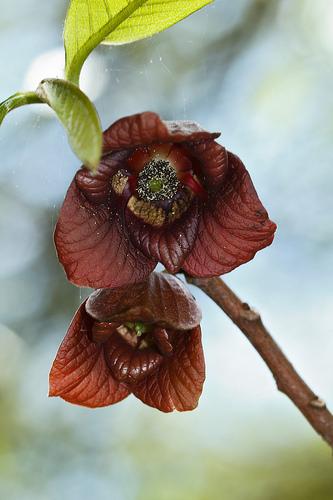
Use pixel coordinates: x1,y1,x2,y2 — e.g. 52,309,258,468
66,0,148,85
0,91,43,125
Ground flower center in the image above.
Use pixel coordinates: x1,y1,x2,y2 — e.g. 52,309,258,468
149,178,163,193
124,321,149,337
136,159,180,202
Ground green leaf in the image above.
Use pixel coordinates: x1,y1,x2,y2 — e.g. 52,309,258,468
65,0,213,85
36,78,102,171
0,92,43,125
103,0,214,45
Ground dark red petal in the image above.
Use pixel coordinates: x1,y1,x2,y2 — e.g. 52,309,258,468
76,151,128,203
54,180,156,288
86,272,202,331
132,326,205,413
178,173,207,198
190,140,228,190
125,199,200,273
151,143,173,157
127,147,151,173
92,322,118,343
168,145,193,172
128,175,138,193
152,327,173,355
104,331,163,384
183,152,277,277
49,302,129,408
103,112,220,152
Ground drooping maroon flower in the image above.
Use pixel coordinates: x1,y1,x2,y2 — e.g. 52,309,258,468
49,272,204,412
55,112,276,288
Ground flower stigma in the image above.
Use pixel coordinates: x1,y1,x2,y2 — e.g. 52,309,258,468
124,321,150,337
149,178,163,193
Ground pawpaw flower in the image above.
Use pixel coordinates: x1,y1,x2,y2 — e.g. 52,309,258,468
49,272,204,412
55,112,276,288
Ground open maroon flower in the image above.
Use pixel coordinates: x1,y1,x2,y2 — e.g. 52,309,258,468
55,112,276,288
49,272,204,412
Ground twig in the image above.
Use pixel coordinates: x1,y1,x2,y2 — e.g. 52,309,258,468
185,275,333,449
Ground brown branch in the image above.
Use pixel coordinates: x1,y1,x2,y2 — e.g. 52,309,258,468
185,275,333,449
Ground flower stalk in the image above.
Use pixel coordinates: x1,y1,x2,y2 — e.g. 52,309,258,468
0,91,42,125
185,275,333,449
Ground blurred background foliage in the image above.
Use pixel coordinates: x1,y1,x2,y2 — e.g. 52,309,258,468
0,0,333,498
